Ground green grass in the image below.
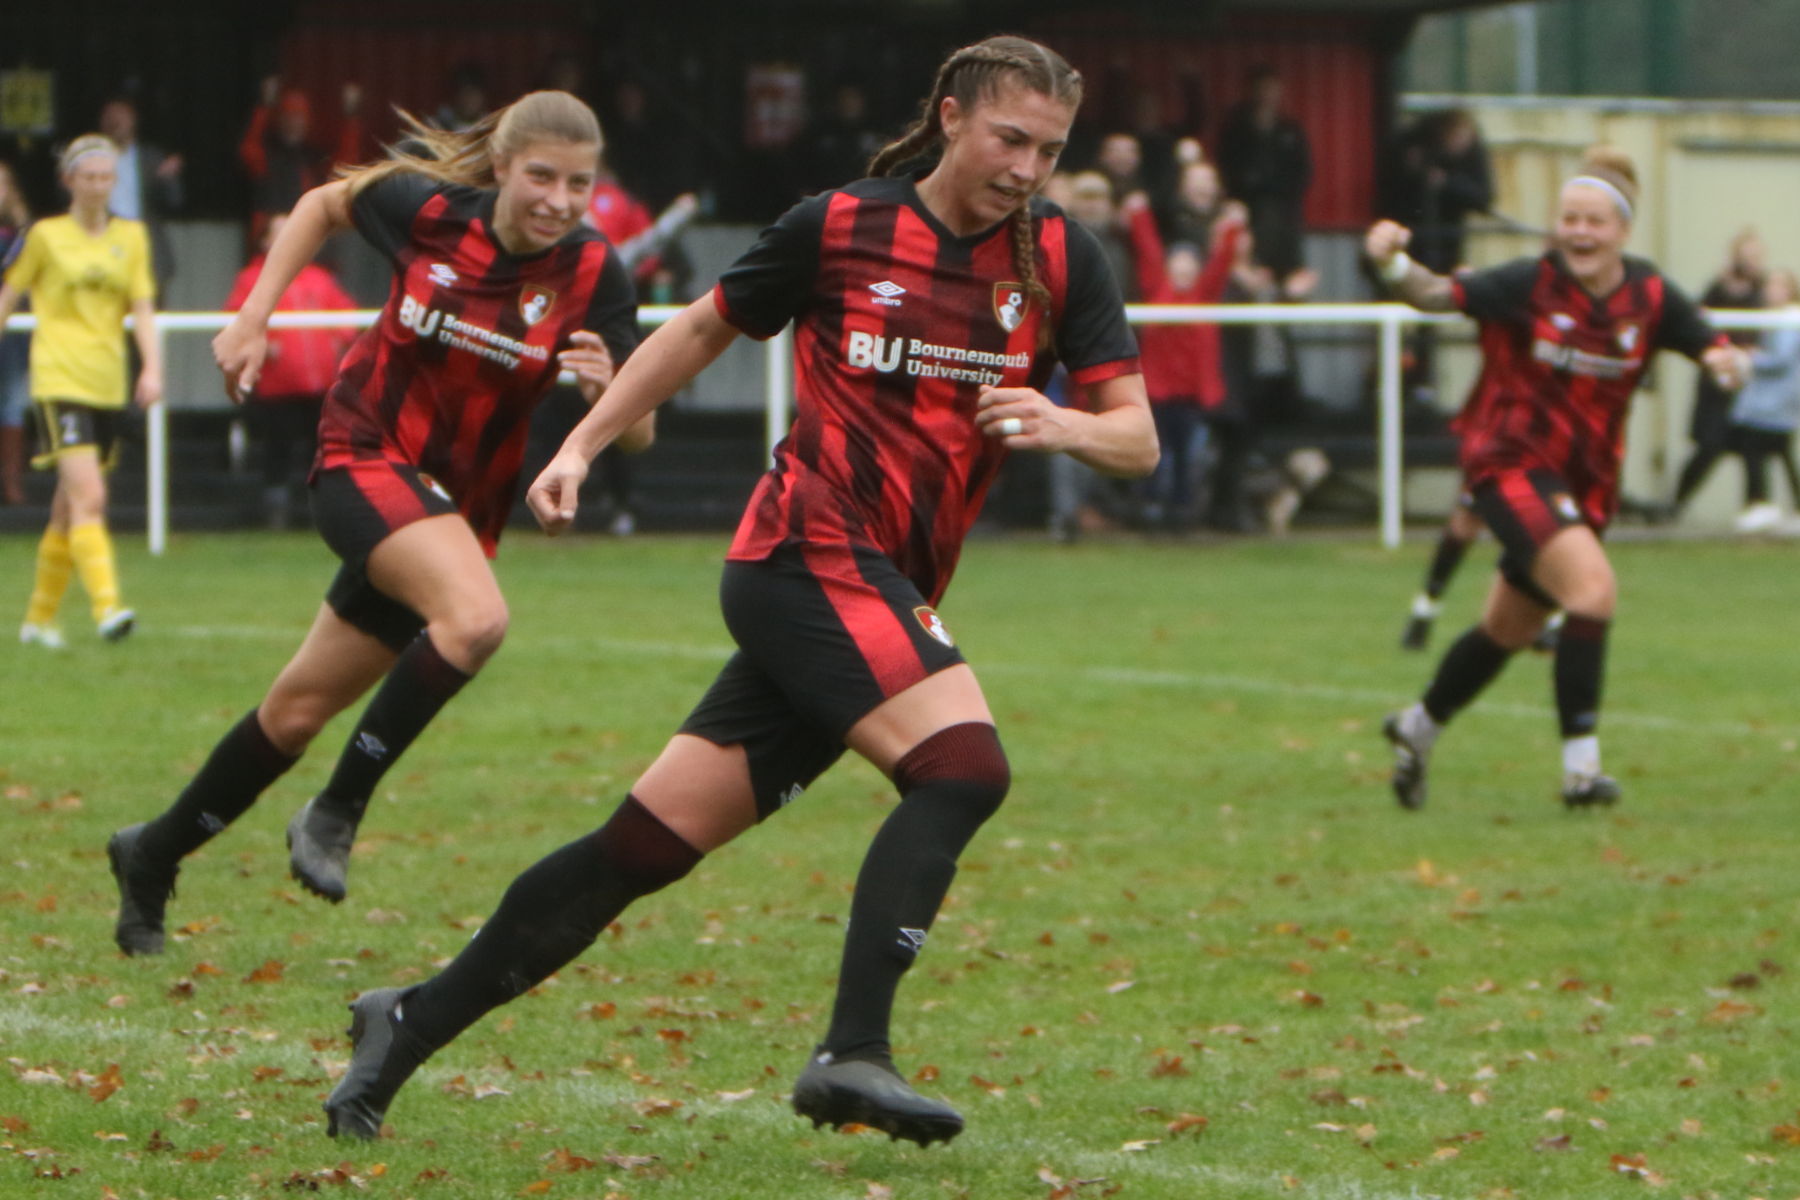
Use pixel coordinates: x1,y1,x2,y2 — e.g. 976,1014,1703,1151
3,529,1797,1199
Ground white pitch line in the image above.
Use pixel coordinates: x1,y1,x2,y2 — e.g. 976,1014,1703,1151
166,626,1792,741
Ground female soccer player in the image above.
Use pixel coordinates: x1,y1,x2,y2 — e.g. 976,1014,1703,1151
321,35,1153,1148
105,90,644,954
1367,146,1746,810
0,135,161,646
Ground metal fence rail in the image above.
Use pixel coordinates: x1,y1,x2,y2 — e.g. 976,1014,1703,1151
9,303,1780,555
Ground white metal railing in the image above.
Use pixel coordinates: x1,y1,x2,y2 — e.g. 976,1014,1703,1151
8,303,1781,555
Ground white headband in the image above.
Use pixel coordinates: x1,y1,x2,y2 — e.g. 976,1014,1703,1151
1567,175,1633,220
62,147,116,173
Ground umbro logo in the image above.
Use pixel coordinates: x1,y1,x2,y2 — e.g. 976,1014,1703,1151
429,263,459,287
356,732,389,760
869,280,906,307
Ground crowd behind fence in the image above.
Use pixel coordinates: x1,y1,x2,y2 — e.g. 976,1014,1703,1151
8,304,1789,556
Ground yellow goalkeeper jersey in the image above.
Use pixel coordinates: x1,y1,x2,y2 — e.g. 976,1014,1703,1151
4,214,154,408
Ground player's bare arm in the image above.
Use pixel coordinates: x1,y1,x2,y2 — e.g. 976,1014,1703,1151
976,372,1158,478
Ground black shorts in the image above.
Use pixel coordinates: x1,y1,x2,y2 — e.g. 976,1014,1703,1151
1469,468,1587,609
33,399,124,469
311,463,459,652
678,541,967,820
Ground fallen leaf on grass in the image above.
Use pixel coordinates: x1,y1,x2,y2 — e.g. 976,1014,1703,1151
242,960,285,985
1609,1153,1665,1184
634,1098,681,1117
1535,1134,1574,1152
88,1063,124,1102
1121,1139,1160,1152
1166,1113,1208,1135
543,1147,596,1172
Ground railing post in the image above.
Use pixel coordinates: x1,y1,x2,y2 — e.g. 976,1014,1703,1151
764,325,793,460
1377,308,1405,550
147,323,170,556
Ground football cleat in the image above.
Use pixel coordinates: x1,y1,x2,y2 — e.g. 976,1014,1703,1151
791,1048,964,1147
1399,614,1434,652
107,823,179,956
98,606,136,643
1561,773,1621,810
324,988,431,1140
1382,712,1432,811
287,797,359,903
19,622,67,649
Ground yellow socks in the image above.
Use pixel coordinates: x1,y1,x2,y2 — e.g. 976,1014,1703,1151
68,520,123,622
25,527,73,627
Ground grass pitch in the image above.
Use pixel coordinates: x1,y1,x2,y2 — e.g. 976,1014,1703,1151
2,529,1797,1199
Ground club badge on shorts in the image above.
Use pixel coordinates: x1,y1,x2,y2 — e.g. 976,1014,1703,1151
1551,491,1580,521
993,283,1026,333
913,605,955,648
520,284,556,326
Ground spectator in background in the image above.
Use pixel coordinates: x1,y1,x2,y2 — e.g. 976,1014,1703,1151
1217,66,1311,281
1380,109,1492,275
1380,108,1494,410
432,62,490,132
585,170,699,537
223,211,357,529
239,77,366,242
1673,228,1766,514
603,78,694,212
1093,131,1144,205
0,160,30,505
1047,170,1137,539
1162,159,1225,250
1122,190,1244,530
1219,220,1319,530
98,97,183,297
1726,268,1800,533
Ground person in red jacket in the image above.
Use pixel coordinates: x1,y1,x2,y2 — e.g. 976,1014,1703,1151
239,78,367,247
1122,190,1243,529
224,212,358,527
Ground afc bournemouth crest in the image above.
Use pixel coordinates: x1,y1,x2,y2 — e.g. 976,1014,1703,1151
993,283,1027,333
520,284,556,326
1616,323,1640,353
913,605,956,648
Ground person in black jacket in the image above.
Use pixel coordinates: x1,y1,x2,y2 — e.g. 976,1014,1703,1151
1217,67,1310,281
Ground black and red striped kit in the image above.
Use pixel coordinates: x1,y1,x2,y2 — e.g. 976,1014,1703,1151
1451,252,1720,539
682,176,1139,813
316,173,639,559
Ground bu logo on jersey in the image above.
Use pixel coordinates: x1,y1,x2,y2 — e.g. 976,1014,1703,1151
993,283,1027,332
520,284,556,326
398,293,442,338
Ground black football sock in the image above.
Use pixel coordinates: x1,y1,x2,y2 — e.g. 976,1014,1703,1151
397,795,700,1048
1423,530,1472,600
313,633,471,821
1421,626,1515,725
1554,614,1609,737
138,709,299,864
822,723,1010,1063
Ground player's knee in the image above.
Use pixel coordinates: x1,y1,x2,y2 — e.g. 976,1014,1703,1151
257,695,333,755
893,721,1011,825
433,600,510,669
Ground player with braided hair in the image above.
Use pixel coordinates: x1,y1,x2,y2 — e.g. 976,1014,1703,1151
320,34,1152,1148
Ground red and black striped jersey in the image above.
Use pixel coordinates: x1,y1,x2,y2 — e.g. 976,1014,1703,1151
317,173,639,555
1451,251,1720,527
713,175,1140,603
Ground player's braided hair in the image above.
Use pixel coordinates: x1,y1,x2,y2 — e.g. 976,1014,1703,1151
339,90,601,197
869,36,1082,324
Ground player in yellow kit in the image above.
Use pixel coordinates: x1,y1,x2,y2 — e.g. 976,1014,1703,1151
0,134,163,646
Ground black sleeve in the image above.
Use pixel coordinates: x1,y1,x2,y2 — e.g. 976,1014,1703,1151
349,173,444,264
582,246,642,365
1056,217,1140,375
1656,275,1720,359
1454,256,1541,325
713,192,829,339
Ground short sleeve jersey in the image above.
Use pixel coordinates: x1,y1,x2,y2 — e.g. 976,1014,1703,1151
319,173,640,554
3,215,154,407
713,176,1140,602
1451,251,1719,527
